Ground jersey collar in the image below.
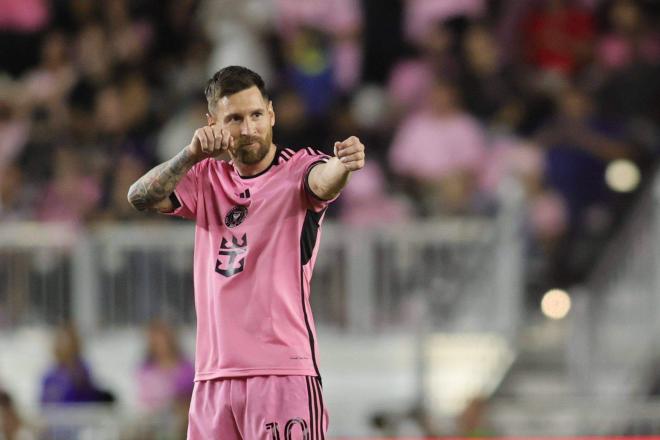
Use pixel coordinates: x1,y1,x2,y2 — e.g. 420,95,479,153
234,145,280,180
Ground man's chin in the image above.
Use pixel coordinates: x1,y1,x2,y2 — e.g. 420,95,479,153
238,144,269,164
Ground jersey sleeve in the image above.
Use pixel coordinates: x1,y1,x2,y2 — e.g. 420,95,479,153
164,159,207,220
291,148,338,212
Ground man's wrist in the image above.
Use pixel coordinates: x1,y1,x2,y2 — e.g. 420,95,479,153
183,144,204,165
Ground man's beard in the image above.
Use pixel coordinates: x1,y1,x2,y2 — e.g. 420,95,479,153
234,131,272,164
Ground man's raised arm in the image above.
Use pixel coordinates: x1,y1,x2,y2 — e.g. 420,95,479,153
307,136,366,201
127,125,233,212
127,146,199,213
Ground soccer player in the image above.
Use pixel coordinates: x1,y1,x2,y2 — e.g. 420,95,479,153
127,66,365,439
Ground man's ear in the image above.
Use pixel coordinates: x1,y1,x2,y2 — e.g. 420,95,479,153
206,112,215,126
268,101,275,127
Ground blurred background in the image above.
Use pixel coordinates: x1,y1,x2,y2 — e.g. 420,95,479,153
1,0,659,438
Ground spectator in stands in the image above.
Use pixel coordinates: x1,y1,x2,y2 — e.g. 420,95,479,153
18,30,76,121
274,0,363,93
135,320,194,439
0,0,50,77
595,0,660,123
35,146,101,225
596,0,660,73
521,0,596,77
459,24,522,131
74,23,114,86
0,163,34,221
339,161,411,226
536,85,632,229
272,89,329,150
535,85,634,282
0,100,29,176
98,154,149,221
40,323,114,405
389,79,488,215
0,390,36,440
403,0,486,46
387,19,458,118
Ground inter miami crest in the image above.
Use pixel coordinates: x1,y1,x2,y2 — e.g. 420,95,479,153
225,205,248,228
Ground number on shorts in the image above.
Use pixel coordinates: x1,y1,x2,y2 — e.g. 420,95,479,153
266,418,309,440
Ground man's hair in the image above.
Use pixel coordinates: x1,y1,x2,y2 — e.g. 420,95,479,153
205,66,267,114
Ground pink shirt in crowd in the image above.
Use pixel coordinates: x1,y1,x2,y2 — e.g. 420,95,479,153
0,0,49,31
168,148,334,381
136,359,195,412
389,112,487,181
274,0,361,37
404,0,485,43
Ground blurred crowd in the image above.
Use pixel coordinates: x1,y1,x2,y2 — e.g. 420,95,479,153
0,321,193,440
1,0,659,294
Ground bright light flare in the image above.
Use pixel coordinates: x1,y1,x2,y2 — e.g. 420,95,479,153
541,289,571,320
606,159,640,193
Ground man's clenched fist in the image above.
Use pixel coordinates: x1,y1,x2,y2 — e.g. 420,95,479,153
188,125,234,160
334,136,365,172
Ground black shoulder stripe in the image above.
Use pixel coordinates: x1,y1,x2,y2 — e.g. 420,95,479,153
285,148,295,156
315,149,325,156
278,148,292,164
169,192,181,209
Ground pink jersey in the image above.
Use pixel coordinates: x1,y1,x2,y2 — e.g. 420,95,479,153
168,147,333,381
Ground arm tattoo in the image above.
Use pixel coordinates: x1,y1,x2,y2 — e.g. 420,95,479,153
127,148,198,211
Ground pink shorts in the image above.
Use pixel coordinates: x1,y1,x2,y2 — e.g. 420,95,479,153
187,375,328,440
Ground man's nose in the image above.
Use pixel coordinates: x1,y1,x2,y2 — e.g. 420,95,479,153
240,119,253,136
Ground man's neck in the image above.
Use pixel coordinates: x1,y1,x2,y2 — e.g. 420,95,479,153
234,144,277,177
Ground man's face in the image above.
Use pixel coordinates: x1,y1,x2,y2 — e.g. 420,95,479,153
210,86,275,165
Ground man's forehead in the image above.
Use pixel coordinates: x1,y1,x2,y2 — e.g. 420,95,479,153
216,86,267,113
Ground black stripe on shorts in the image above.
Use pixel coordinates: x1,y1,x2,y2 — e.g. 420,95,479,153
306,377,315,440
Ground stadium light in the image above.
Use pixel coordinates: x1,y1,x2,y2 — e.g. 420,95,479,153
605,159,640,193
541,289,571,320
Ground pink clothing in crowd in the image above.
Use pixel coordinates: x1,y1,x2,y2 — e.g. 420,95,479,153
137,359,195,412
0,0,49,31
274,0,361,37
0,119,28,171
37,176,101,224
387,60,436,112
389,112,487,181
404,0,485,43
597,34,660,70
167,148,335,382
530,191,568,239
340,162,411,227
478,136,544,194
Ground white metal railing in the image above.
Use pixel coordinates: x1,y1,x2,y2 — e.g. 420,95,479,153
0,178,525,339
